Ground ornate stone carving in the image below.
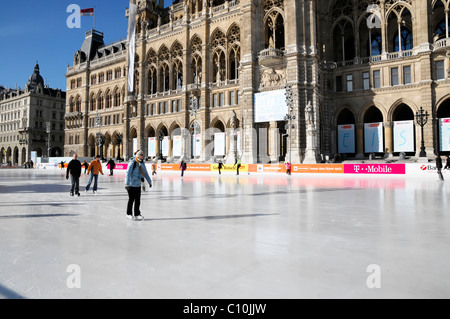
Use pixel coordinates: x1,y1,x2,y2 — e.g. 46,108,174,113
260,68,286,88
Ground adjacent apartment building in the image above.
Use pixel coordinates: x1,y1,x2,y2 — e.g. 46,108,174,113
0,63,66,165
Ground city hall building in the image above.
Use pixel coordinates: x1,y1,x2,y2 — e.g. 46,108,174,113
65,0,450,163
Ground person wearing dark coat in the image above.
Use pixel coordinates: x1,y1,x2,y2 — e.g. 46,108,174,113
66,154,82,196
444,156,450,170
436,154,444,181
107,158,116,176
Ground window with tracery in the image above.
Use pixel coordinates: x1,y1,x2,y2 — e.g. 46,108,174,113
264,0,285,50
190,36,202,85
228,25,241,80
171,42,184,90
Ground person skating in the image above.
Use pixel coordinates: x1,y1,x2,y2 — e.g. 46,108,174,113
125,150,152,220
435,154,444,181
285,162,291,175
235,157,241,175
152,161,157,176
180,159,187,177
85,155,104,194
66,153,82,196
218,161,223,175
107,157,116,176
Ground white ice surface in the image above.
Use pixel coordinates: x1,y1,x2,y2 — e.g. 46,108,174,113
0,169,449,299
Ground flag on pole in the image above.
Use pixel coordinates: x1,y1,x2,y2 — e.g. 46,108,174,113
127,3,137,93
80,8,94,16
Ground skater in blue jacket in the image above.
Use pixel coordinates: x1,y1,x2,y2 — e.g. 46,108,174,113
125,150,152,220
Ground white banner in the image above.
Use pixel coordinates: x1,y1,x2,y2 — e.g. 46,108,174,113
162,136,169,157
148,137,156,157
439,118,450,152
127,3,137,93
133,138,138,155
393,120,414,152
254,89,288,123
214,133,226,156
193,134,201,157
173,135,182,157
364,122,384,153
338,124,355,153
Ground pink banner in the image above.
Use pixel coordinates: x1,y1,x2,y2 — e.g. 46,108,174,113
109,163,128,170
344,164,405,175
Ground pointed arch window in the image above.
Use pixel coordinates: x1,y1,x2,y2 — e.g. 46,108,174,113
393,27,413,52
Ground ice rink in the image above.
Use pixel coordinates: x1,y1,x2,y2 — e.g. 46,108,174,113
0,168,449,299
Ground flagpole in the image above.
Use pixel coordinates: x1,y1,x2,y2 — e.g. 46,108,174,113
93,6,96,30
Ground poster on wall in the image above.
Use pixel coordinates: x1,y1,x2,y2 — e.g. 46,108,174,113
364,122,384,153
173,135,182,157
338,124,355,153
439,118,450,152
254,89,288,123
162,137,169,157
214,133,226,156
148,137,156,157
393,120,414,152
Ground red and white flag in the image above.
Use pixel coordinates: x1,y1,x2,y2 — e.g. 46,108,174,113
80,8,94,16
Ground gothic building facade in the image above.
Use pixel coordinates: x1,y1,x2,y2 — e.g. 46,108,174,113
65,0,450,163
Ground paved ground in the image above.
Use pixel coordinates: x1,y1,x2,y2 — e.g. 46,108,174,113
0,168,449,299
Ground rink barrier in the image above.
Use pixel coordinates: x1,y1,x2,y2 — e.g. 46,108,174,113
43,162,449,178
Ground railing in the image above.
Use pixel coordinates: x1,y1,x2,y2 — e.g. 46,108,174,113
434,37,450,50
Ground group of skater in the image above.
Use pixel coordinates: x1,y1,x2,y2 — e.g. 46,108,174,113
65,151,152,221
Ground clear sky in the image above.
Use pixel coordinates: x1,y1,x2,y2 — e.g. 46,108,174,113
0,1,171,92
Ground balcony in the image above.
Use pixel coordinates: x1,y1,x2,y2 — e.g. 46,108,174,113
258,48,285,67
433,37,450,52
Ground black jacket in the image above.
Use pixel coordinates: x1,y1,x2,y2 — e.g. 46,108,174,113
67,159,82,178
436,156,443,169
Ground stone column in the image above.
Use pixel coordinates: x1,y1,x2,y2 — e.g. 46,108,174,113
384,121,393,157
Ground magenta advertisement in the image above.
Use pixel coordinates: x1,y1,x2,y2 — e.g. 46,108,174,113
108,163,129,170
344,164,406,175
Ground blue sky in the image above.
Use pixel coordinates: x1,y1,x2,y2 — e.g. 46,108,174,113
0,1,171,91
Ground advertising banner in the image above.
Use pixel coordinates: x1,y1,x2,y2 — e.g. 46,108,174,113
344,164,405,174
439,118,450,152
193,134,201,157
254,89,288,123
393,120,414,152
148,137,156,157
364,122,384,153
338,124,355,153
173,135,182,157
214,133,226,156
133,138,138,155
162,136,169,157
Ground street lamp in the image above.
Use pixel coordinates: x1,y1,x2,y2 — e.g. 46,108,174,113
415,106,429,158
190,95,199,160
115,133,123,161
284,85,295,164
158,130,165,161
46,122,51,158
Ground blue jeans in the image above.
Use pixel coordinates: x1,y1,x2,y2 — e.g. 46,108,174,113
86,173,99,191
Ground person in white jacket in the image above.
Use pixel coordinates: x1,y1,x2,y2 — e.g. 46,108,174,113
125,150,152,220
